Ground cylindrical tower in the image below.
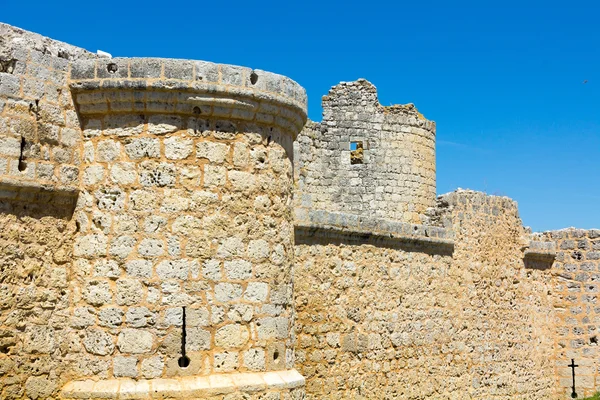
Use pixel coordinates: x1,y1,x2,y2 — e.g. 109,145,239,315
64,58,306,398
294,79,436,223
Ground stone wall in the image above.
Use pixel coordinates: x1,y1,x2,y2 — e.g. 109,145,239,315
0,23,308,399
1,22,594,400
0,200,77,399
294,190,557,399
0,23,95,400
294,79,436,224
0,23,96,198
534,228,600,398
62,56,307,398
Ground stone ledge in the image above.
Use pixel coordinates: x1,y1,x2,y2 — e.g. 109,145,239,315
60,370,304,399
0,177,78,206
524,240,557,260
294,208,454,247
69,58,307,134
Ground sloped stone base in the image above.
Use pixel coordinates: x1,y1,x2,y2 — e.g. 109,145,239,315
61,370,304,399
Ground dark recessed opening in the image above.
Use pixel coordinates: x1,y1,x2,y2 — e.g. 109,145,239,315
18,137,27,172
350,141,364,164
591,336,598,345
250,71,258,85
178,356,190,368
0,59,17,74
193,106,201,114
267,136,272,145
107,63,118,73
273,350,279,361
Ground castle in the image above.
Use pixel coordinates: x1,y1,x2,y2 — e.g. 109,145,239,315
0,23,596,399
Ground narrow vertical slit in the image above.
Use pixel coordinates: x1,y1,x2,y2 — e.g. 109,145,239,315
178,306,190,368
18,137,27,172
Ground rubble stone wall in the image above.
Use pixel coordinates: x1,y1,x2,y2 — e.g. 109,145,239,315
535,228,600,398
0,23,96,197
0,23,95,400
294,191,557,399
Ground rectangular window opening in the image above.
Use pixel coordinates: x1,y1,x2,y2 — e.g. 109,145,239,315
350,141,364,164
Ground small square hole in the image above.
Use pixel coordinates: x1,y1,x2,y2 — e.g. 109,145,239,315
350,141,363,164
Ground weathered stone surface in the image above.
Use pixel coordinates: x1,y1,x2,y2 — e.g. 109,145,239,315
1,21,589,400
117,329,153,354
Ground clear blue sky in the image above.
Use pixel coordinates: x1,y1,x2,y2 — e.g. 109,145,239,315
3,0,599,232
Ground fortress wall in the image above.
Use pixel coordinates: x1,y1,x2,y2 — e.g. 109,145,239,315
0,23,96,197
535,228,600,398
0,25,95,400
294,79,436,224
294,190,556,399
440,191,556,399
0,202,77,400
60,58,307,399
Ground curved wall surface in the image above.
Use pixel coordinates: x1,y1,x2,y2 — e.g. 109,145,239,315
294,79,436,224
64,57,307,398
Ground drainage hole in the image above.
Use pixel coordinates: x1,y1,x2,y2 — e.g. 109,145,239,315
178,355,190,368
107,63,118,73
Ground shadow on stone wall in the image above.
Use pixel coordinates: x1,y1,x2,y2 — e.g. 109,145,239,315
295,227,454,257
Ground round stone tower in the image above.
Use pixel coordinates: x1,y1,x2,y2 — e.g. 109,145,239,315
295,79,436,223
64,58,306,398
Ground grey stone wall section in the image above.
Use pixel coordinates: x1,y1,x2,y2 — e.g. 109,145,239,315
294,79,436,224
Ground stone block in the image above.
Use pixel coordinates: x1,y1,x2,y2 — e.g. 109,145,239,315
117,329,153,354
113,356,138,378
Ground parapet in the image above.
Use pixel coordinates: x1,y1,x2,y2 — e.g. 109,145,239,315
295,79,436,224
69,58,307,136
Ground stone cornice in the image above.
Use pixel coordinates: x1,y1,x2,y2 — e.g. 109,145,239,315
69,58,307,135
524,240,557,260
294,208,455,249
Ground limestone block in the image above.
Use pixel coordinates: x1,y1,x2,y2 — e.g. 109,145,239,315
113,356,138,378
214,352,238,372
186,327,211,351
116,279,144,306
83,280,112,306
196,141,229,163
224,259,252,280
23,326,55,354
243,348,266,371
165,136,193,160
245,282,269,302
256,317,288,340
125,259,153,278
215,283,243,302
125,137,160,159
99,307,124,328
215,324,250,348
117,329,154,354
83,328,115,356
141,355,164,378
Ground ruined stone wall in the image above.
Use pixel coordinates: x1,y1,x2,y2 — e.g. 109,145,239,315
294,191,556,399
294,79,436,224
534,228,600,398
